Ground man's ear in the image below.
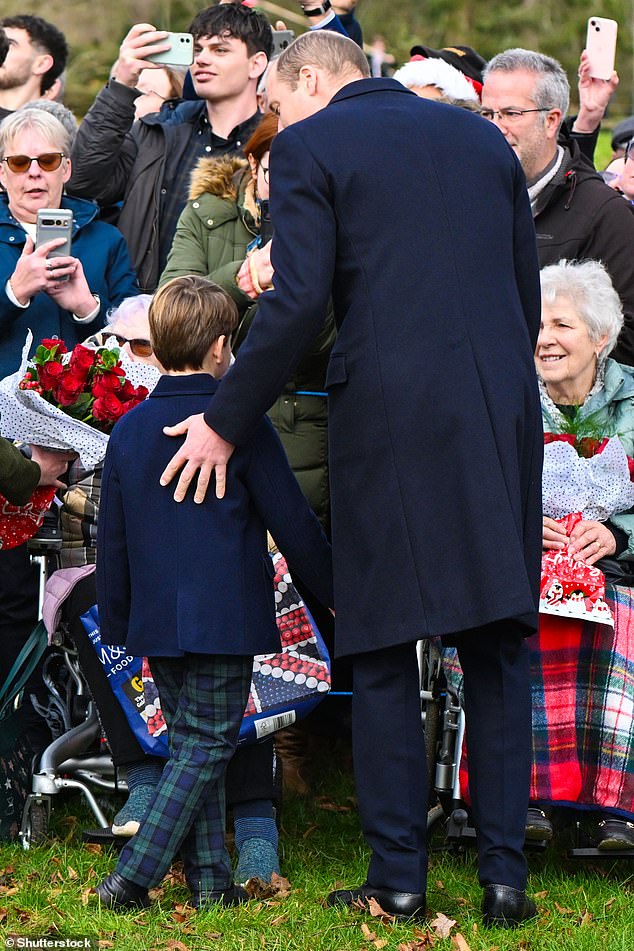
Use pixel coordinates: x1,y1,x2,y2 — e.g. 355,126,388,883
545,109,563,141
298,64,318,95
249,50,268,81
32,52,53,80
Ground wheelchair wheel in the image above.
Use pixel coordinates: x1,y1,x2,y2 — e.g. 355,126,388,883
20,797,49,849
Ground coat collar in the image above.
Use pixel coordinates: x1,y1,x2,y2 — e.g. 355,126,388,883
0,191,100,241
150,372,219,398
329,77,416,106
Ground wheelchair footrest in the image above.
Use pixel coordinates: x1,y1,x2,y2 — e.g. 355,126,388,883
568,846,634,859
82,827,126,849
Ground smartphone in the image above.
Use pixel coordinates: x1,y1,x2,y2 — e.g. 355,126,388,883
272,30,295,59
586,16,618,80
145,31,194,67
36,208,73,264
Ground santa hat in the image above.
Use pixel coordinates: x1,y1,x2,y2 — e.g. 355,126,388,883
393,57,479,103
409,44,486,99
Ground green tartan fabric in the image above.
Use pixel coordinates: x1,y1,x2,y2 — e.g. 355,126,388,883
115,653,252,892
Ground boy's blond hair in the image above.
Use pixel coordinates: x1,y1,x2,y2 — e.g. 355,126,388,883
149,276,239,372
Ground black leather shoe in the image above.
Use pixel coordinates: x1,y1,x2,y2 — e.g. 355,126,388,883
525,807,553,842
191,884,249,909
94,871,150,910
327,883,426,921
482,884,537,928
596,818,634,850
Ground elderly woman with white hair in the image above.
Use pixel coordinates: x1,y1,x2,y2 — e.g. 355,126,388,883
523,259,634,850
0,109,139,379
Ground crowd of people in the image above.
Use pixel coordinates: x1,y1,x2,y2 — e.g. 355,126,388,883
1,0,633,931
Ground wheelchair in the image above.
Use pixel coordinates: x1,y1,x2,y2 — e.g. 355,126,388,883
419,638,634,861
19,513,122,849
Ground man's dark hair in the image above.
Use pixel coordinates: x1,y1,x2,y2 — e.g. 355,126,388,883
189,4,273,59
0,15,68,94
0,29,8,68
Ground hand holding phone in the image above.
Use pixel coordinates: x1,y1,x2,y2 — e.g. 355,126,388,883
586,17,618,80
145,31,194,67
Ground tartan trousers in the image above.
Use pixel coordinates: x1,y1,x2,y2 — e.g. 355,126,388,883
115,652,253,893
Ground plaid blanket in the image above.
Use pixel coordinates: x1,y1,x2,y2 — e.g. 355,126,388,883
442,583,634,818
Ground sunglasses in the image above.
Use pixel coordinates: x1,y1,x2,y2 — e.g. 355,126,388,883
104,332,153,358
1,152,66,174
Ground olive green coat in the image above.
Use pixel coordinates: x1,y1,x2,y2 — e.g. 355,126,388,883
160,158,335,528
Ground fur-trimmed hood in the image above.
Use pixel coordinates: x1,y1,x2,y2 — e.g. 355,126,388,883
188,156,249,202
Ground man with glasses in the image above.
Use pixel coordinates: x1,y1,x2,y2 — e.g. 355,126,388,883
482,48,634,365
0,15,68,119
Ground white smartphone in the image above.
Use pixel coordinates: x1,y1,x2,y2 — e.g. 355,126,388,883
145,32,194,67
36,208,73,282
586,16,618,80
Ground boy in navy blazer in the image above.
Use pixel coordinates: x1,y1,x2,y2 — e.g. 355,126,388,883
95,275,333,911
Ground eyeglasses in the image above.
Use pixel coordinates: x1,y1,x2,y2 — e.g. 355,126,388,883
480,108,550,123
625,139,634,163
1,152,66,174
260,164,269,183
104,332,153,358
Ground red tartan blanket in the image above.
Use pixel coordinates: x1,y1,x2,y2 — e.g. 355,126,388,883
443,583,634,818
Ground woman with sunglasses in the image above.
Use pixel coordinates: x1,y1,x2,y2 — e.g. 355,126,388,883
0,109,139,380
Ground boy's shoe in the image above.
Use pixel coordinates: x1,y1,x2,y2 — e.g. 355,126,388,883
524,807,553,842
596,818,634,850
234,838,280,884
192,884,249,909
112,784,156,836
94,871,150,910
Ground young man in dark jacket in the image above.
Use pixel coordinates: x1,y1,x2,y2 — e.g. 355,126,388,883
68,5,272,293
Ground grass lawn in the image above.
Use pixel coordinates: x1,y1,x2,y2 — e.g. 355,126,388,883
1,743,633,951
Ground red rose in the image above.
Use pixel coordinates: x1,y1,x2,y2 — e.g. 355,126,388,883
39,361,65,392
543,432,576,446
92,371,123,397
55,369,86,406
69,344,96,376
93,392,124,422
40,338,67,355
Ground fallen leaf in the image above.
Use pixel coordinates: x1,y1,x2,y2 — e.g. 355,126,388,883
604,897,616,910
430,913,457,939
554,903,574,915
533,890,548,899
164,942,191,951
367,896,395,921
202,933,222,941
579,911,593,926
373,941,388,949
0,907,6,923
84,843,103,854
245,873,291,900
66,866,78,880
451,934,472,951
270,915,287,926
435,880,445,890
315,797,352,813
361,922,377,940
98,942,115,949
302,824,318,839
148,886,165,900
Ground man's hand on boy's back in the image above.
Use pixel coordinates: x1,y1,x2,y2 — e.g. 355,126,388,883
161,414,235,503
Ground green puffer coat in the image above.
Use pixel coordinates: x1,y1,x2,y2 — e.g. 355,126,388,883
541,357,634,558
160,158,335,528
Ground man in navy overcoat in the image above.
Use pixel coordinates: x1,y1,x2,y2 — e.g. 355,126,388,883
161,31,543,927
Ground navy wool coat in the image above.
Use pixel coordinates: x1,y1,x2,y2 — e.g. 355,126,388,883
96,374,333,657
205,79,543,657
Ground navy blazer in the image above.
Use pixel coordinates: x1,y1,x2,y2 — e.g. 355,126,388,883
204,79,543,656
96,374,333,657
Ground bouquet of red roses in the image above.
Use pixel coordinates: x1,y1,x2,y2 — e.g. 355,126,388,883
19,337,148,433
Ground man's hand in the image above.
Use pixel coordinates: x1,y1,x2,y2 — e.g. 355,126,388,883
250,240,274,290
113,23,170,89
573,49,619,134
30,446,76,489
160,413,235,503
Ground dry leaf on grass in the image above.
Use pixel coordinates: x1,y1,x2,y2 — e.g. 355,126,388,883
554,902,575,915
579,910,593,926
361,922,377,940
148,886,165,900
303,824,318,839
435,880,445,891
98,942,115,949
367,896,395,921
315,797,352,813
84,843,103,855
451,933,472,951
0,907,6,923
245,872,291,900
533,890,548,899
430,912,457,939
604,898,616,910
397,937,435,951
